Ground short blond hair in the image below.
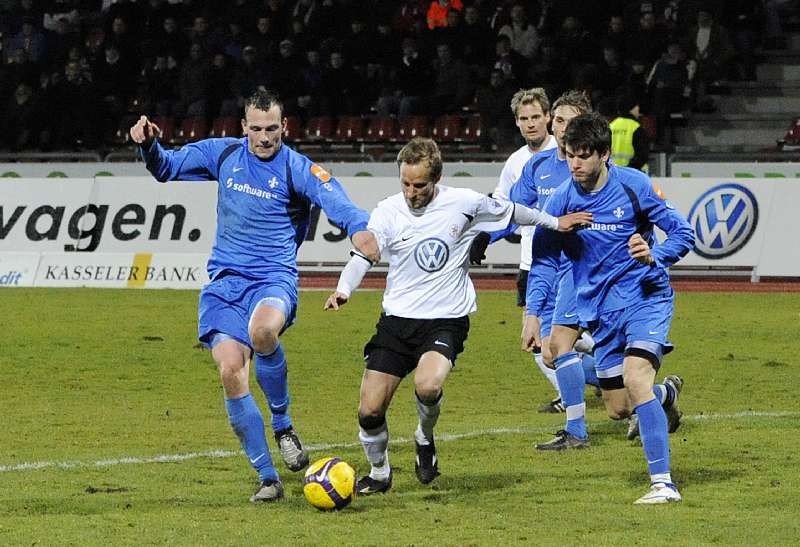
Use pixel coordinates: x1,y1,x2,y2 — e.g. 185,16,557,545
510,87,550,118
396,137,442,181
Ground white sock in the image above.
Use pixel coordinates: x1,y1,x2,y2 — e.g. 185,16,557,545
415,391,442,445
358,423,390,480
534,352,561,397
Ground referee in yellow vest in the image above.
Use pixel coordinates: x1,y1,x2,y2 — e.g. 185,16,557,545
610,93,649,172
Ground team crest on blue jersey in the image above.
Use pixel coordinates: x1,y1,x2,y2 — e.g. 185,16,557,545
689,183,759,259
268,176,279,188
414,237,449,272
613,206,625,218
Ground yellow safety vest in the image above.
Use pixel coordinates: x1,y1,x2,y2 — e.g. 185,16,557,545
610,117,639,167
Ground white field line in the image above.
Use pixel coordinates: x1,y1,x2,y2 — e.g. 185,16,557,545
1,410,796,474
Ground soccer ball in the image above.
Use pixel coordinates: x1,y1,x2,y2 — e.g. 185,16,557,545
302,456,356,510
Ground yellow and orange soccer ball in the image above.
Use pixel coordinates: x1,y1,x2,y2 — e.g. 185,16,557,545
302,456,356,510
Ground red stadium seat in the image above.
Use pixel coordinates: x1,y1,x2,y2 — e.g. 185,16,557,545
397,116,430,141
171,117,208,145
432,115,462,142
363,116,397,142
461,114,481,143
151,116,176,144
333,116,365,142
283,116,302,142
304,116,335,141
778,117,800,148
209,116,241,138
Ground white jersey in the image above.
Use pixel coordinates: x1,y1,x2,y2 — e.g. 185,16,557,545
494,135,557,270
369,186,514,319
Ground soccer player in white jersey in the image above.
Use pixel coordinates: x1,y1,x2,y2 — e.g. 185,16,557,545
470,87,562,413
324,138,591,494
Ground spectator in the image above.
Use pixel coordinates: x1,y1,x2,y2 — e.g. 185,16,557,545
230,45,271,109
177,42,212,117
647,42,690,145
251,16,279,64
610,93,650,171
4,83,42,150
429,42,471,114
493,34,527,88
724,1,761,81
625,10,668,67
270,38,304,114
426,0,463,30
376,36,430,118
602,14,627,60
498,3,541,59
53,60,98,148
460,5,493,69
7,17,47,66
320,50,364,116
685,8,735,104
475,68,517,151
143,54,179,115
208,53,238,118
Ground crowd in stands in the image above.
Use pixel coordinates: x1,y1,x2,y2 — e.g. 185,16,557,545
0,0,792,154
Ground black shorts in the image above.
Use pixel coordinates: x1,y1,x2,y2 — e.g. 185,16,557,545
364,314,470,378
516,268,529,307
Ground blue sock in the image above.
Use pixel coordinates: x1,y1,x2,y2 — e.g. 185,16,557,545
554,352,587,440
652,383,676,407
225,394,278,482
635,398,671,478
255,343,292,433
580,352,600,387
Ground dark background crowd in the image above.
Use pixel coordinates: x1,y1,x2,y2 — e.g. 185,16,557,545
0,0,794,153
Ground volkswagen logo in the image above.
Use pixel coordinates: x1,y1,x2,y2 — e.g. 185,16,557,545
414,237,449,272
688,183,758,259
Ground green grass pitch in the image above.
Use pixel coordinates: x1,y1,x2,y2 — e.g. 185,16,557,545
0,288,798,545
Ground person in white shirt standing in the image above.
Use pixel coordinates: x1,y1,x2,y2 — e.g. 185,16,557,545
471,87,561,413
324,137,591,495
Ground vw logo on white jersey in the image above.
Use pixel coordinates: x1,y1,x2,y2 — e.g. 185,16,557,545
688,183,759,259
414,237,450,272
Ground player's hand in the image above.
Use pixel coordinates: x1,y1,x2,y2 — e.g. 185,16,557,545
628,233,655,265
324,291,349,311
129,115,161,145
351,230,380,264
521,315,542,352
469,231,491,265
556,211,593,232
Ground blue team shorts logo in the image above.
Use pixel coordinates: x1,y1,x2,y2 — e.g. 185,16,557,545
688,183,758,259
414,237,449,272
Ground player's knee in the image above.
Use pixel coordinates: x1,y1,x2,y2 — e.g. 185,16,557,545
541,345,554,367
358,412,386,432
414,378,443,402
217,359,248,394
250,326,279,355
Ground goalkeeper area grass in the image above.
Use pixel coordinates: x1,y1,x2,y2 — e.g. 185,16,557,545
1,288,798,545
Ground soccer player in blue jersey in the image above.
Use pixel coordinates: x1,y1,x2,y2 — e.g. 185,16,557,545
129,89,379,503
522,112,695,504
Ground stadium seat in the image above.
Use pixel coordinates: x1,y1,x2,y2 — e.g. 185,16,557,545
363,116,397,142
397,115,430,141
461,114,481,143
304,116,335,141
432,115,463,143
283,116,302,142
209,116,240,138
171,117,208,145
333,116,365,142
151,116,176,144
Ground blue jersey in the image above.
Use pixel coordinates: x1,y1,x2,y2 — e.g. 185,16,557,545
489,148,570,242
528,165,695,322
141,137,369,281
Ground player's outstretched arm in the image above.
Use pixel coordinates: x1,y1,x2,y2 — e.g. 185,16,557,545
351,230,380,264
129,115,161,145
324,249,374,311
521,315,542,352
556,211,593,232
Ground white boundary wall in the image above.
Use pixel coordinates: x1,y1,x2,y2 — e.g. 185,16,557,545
1,176,796,288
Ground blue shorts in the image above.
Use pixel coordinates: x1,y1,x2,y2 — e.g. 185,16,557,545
552,266,579,327
588,290,675,388
538,282,557,339
198,272,298,349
